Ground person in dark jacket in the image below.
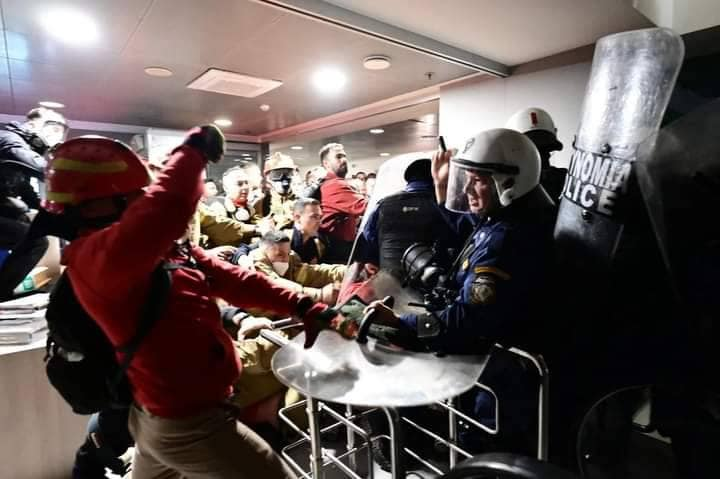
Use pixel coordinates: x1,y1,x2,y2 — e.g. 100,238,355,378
357,158,456,279
0,107,67,299
289,197,328,264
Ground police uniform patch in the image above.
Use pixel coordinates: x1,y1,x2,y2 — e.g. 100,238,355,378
470,275,496,305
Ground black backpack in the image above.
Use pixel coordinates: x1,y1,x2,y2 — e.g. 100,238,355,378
302,177,326,201
44,264,173,415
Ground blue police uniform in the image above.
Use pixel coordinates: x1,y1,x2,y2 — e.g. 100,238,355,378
399,188,556,452
399,197,554,352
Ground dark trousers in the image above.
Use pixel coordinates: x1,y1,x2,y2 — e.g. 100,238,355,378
324,238,353,264
73,408,134,478
0,214,48,300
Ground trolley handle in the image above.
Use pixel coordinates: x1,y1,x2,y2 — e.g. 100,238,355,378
357,295,394,344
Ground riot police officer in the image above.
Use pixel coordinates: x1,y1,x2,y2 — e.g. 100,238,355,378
506,107,566,202
356,157,456,280
367,128,556,453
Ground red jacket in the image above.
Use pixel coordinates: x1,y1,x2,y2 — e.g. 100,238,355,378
319,172,368,242
63,146,308,418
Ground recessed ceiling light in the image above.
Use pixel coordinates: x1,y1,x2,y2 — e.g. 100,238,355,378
214,118,232,127
363,55,391,70
369,128,384,135
379,152,390,157
144,67,173,77
242,153,252,157
312,68,346,94
290,146,303,150
39,8,99,46
259,104,271,112
38,101,64,109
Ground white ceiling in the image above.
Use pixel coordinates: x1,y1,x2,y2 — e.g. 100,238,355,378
0,0,473,134
325,0,654,65
0,0,657,138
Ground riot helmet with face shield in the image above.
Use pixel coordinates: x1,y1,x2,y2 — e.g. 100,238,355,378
445,128,541,216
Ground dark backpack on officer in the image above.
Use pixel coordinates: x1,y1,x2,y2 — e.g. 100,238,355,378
44,264,172,415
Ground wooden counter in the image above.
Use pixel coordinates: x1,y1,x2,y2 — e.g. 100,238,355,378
0,335,88,479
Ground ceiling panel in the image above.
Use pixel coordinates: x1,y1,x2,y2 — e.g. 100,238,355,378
123,0,284,66
0,75,10,96
0,95,13,112
326,0,653,65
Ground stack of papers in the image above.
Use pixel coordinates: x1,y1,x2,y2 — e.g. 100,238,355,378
0,294,49,345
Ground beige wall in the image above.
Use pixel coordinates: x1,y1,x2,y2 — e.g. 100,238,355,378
439,60,592,170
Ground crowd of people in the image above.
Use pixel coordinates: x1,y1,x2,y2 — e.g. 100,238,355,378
0,104,574,478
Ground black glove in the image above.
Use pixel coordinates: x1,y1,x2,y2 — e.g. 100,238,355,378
182,125,225,163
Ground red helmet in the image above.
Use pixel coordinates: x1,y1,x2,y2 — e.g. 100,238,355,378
44,136,151,213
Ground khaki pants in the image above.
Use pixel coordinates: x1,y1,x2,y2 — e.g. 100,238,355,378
232,334,307,429
128,405,296,479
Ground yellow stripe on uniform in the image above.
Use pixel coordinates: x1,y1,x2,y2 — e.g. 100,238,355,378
52,157,128,173
46,191,75,203
473,266,511,280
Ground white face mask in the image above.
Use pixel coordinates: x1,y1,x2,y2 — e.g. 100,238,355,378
272,261,289,276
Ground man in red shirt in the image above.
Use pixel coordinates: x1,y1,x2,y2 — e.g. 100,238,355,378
44,126,356,478
318,143,368,263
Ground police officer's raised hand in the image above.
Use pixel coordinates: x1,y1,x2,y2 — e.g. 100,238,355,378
182,125,226,163
432,148,455,203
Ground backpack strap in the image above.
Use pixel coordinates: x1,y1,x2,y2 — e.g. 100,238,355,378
114,263,174,377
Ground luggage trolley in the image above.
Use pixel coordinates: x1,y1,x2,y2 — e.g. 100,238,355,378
261,326,548,478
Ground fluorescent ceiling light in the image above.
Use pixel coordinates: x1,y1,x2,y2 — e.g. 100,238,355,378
38,101,64,109
312,68,346,94
214,118,232,127
379,152,390,157
39,8,99,46
290,146,303,150
369,128,384,135
242,153,252,157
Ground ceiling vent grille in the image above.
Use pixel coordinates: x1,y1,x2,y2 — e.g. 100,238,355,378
187,68,282,98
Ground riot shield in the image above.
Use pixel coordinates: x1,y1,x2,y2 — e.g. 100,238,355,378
555,28,684,270
636,98,720,303
272,270,488,407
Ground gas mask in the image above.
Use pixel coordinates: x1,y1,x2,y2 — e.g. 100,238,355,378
268,168,294,196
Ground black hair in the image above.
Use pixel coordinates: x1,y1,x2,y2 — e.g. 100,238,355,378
293,197,320,214
26,108,45,121
404,159,432,182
